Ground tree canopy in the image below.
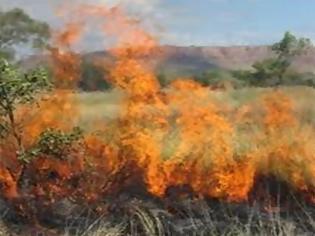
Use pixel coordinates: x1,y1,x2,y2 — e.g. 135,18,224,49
272,31,312,60
0,8,50,60
233,32,313,86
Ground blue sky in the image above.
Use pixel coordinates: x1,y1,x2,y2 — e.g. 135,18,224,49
1,0,315,48
159,0,315,46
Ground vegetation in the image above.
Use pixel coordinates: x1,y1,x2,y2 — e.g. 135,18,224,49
79,59,112,91
0,59,50,156
195,68,246,89
0,8,50,60
232,32,313,87
0,58,86,220
1,73,315,235
187,32,315,89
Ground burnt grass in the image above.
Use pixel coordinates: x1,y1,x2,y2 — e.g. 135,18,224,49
0,176,315,236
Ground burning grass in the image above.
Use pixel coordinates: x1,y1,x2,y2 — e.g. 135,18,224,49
0,3,315,235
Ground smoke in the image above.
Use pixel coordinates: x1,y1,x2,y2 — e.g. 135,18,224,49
0,0,162,52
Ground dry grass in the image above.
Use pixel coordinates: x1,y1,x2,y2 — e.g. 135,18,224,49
77,86,315,129
60,197,314,236
2,86,315,235
0,222,10,236
76,89,124,129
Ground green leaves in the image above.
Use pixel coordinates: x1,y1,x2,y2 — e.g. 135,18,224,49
252,58,289,80
0,58,51,106
0,58,82,165
19,127,83,163
37,127,83,158
0,8,50,60
0,121,8,138
0,58,51,159
272,31,312,59
234,32,313,87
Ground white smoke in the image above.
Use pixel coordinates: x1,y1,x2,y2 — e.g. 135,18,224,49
0,0,164,51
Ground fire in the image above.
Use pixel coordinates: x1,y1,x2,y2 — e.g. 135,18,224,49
0,3,314,221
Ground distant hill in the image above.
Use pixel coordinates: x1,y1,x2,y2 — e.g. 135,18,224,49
19,45,315,77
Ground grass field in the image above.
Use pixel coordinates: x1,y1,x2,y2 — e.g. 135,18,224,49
1,86,315,236
77,89,125,128
61,86,315,236
77,86,315,128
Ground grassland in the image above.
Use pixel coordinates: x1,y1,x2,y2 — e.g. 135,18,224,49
77,89,125,128
1,86,315,236
77,86,315,128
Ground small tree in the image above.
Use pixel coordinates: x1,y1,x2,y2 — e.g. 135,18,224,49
0,58,50,218
251,58,289,86
272,32,312,60
0,58,50,155
253,32,312,85
0,8,50,60
0,58,86,221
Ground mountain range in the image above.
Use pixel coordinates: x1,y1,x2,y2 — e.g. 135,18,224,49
20,45,315,77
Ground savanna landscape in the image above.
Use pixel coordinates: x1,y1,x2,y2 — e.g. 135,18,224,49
0,1,315,236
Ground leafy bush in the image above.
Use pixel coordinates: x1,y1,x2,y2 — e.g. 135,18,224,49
0,59,86,222
232,32,313,88
79,60,112,91
0,8,50,60
195,69,247,89
0,58,50,150
20,127,83,163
